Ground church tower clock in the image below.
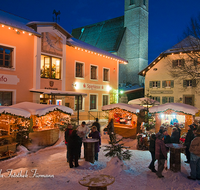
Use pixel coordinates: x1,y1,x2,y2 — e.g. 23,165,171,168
118,0,148,86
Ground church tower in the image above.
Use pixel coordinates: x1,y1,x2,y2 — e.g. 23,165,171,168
118,0,148,86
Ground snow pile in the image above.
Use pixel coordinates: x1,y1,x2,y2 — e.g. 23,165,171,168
99,157,127,177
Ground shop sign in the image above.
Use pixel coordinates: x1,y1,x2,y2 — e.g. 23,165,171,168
75,82,110,91
0,74,19,85
150,90,173,94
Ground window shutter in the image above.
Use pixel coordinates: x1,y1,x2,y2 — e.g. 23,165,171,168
162,97,166,104
183,80,187,87
172,60,176,68
157,81,160,88
149,81,153,88
194,59,198,66
170,97,174,103
162,81,166,88
171,80,174,88
157,97,160,103
181,59,185,66
192,79,197,87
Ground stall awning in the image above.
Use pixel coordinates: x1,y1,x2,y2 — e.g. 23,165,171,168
11,102,73,116
29,88,87,96
149,103,198,115
0,106,31,118
102,103,145,114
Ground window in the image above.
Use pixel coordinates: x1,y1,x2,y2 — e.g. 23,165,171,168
103,68,109,81
0,46,13,68
152,96,160,103
149,81,160,88
172,59,185,68
162,80,174,88
183,79,196,87
90,95,97,110
130,0,135,5
143,0,146,5
103,95,109,106
41,55,61,79
162,97,174,104
183,95,194,106
75,96,82,110
0,91,12,106
76,62,84,78
91,65,97,80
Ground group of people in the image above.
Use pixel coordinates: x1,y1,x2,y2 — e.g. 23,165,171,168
149,123,200,180
64,118,101,168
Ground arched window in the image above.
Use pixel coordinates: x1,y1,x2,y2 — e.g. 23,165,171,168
130,0,135,5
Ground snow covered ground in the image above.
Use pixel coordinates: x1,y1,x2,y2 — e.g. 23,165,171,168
0,132,199,190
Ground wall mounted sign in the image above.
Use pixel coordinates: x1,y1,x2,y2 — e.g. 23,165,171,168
150,90,173,94
0,74,19,85
75,82,110,92
41,32,63,56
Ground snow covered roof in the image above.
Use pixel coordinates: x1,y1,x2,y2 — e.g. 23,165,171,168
0,106,31,118
102,103,145,113
0,10,41,36
10,102,73,116
149,103,198,115
66,38,128,64
128,98,160,105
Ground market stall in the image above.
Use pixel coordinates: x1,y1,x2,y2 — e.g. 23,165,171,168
0,106,31,159
102,103,145,138
11,102,73,149
149,103,198,135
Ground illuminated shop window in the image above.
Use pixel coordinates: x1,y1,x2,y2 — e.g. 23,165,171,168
0,91,12,106
41,55,60,79
90,95,97,110
0,46,13,68
76,62,84,78
160,114,185,128
91,65,97,80
103,68,109,82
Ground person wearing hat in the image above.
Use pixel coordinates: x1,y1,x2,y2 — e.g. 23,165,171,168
187,127,200,180
184,125,195,163
155,133,167,178
77,121,90,158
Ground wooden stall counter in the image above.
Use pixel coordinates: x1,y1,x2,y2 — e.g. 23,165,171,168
114,123,137,139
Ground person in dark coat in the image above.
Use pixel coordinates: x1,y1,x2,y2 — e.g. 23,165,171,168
175,124,181,140
148,134,157,172
89,126,101,161
92,118,101,133
68,130,81,168
107,119,116,143
163,129,171,144
184,125,195,163
64,124,73,162
155,133,167,178
171,127,180,143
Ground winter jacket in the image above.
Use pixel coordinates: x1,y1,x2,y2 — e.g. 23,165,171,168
65,128,73,144
189,137,200,157
155,138,167,160
77,125,90,138
89,131,101,153
184,129,195,148
164,135,171,144
92,122,100,132
171,131,179,144
149,134,156,152
68,130,82,155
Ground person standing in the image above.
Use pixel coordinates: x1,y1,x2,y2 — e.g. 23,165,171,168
155,133,167,178
175,124,181,140
171,127,180,144
77,121,90,158
89,126,101,161
68,130,81,168
184,125,195,163
187,127,200,180
148,134,157,173
107,119,116,143
92,118,101,133
64,124,73,162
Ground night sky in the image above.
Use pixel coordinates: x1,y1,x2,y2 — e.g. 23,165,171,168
1,0,200,64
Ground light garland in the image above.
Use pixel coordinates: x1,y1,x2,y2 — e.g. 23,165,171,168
73,46,128,64
1,24,33,36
